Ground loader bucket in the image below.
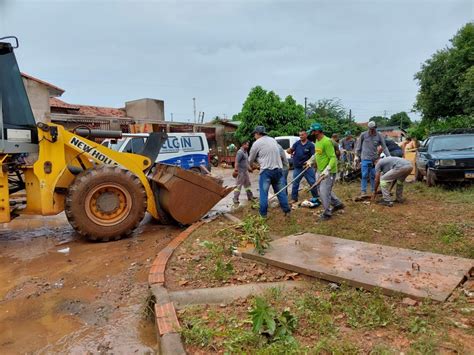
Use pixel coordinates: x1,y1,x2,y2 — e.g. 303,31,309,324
151,165,233,225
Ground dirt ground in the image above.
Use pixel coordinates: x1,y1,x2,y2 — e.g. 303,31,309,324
0,166,242,354
166,218,310,290
0,215,180,354
168,177,474,353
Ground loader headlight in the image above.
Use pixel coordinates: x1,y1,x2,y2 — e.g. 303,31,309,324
435,159,456,167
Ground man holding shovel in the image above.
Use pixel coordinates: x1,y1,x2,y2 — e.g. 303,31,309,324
287,130,319,204
307,123,345,221
249,126,291,218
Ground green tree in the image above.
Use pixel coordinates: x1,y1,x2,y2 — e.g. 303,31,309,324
368,116,389,127
306,98,346,120
233,86,306,141
408,115,474,140
307,98,363,136
387,111,412,129
414,22,474,120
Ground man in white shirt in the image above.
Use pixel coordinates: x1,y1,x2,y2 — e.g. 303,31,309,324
249,126,291,218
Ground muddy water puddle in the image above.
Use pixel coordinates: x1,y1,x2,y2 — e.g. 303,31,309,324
0,216,179,353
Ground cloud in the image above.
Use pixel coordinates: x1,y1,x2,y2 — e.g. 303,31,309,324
3,0,472,121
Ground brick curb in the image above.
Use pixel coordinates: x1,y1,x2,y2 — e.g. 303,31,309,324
148,221,204,355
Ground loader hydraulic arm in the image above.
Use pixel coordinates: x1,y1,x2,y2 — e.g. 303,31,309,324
1,36,232,242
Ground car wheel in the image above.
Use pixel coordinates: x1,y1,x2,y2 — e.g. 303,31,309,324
414,165,423,182
426,169,437,187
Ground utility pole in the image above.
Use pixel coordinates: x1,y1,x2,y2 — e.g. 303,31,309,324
304,97,308,118
193,97,196,123
349,109,352,121
170,113,173,122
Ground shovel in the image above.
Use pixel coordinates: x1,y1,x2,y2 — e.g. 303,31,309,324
302,173,327,193
268,165,311,202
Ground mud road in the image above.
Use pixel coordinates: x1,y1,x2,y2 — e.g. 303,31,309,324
0,168,248,353
0,215,179,354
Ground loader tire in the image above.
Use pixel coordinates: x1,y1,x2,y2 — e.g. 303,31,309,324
65,166,147,242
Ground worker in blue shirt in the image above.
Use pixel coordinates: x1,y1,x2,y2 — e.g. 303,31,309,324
287,130,319,203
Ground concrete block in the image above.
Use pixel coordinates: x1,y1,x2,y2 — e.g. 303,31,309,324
160,333,186,355
125,98,164,123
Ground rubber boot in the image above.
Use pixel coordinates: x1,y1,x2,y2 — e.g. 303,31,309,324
246,188,254,201
233,189,240,205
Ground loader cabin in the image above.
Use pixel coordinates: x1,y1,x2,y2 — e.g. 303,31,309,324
0,37,39,154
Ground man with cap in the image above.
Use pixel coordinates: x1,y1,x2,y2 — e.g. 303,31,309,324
307,123,345,221
373,156,413,206
341,131,355,164
248,126,291,218
355,121,390,197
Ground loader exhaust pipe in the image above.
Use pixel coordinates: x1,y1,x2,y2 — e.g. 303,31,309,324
73,127,124,139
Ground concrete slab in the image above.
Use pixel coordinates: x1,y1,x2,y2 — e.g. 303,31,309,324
169,281,308,309
242,233,473,302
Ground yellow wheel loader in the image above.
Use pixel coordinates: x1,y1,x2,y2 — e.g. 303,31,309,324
0,37,232,241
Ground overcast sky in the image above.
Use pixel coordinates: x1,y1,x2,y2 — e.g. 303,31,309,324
1,0,472,123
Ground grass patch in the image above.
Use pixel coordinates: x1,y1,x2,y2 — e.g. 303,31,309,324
181,319,216,348
434,222,473,258
409,182,474,204
408,332,438,354
200,240,234,281
339,288,396,329
294,285,397,331
240,214,271,255
234,180,474,258
438,223,464,244
178,285,473,354
312,337,361,354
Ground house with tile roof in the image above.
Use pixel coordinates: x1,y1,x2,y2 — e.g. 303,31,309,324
21,73,64,123
22,73,234,150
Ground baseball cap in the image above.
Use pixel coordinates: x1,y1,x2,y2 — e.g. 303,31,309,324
368,121,377,129
307,122,323,134
252,125,267,135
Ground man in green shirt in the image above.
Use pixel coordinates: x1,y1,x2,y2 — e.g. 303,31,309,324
307,123,345,221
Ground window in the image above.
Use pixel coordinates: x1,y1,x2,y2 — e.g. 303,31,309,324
160,135,204,153
0,43,36,130
182,136,203,152
431,135,474,152
123,138,145,153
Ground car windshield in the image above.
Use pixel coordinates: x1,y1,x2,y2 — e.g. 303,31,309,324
431,135,474,152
